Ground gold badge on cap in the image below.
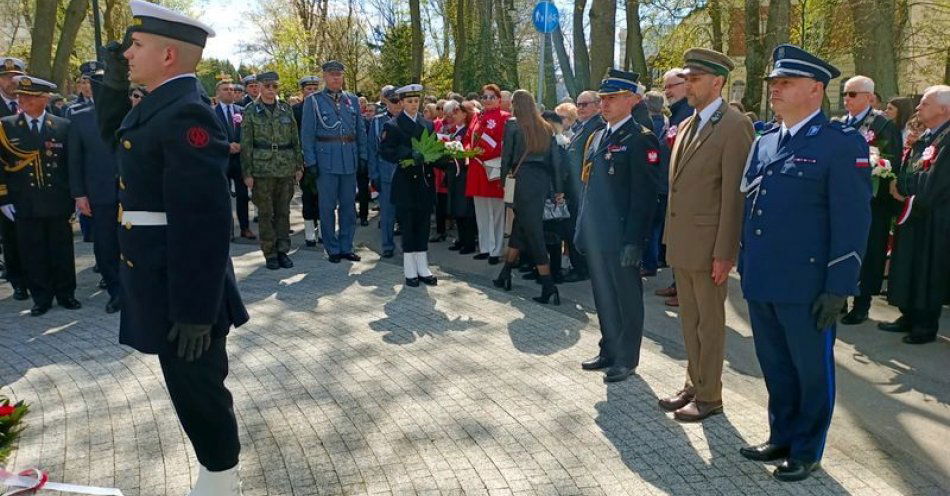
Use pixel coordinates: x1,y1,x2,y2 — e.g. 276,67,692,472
123,140,132,149
132,17,143,25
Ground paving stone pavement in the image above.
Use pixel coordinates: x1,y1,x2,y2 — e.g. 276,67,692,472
1,231,946,495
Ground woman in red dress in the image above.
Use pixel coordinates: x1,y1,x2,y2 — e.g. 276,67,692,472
465,83,510,264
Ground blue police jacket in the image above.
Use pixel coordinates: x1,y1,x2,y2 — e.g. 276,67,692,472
367,112,397,184
738,111,872,303
67,104,119,205
300,88,367,174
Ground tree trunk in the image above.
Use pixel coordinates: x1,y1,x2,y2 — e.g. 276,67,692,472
51,0,91,89
543,33,558,109
848,0,900,99
553,23,578,98
624,0,649,87
572,0,591,90
409,0,423,83
29,0,59,79
741,0,765,116
588,0,616,85
764,0,791,58
452,0,467,90
494,0,519,88
709,0,724,52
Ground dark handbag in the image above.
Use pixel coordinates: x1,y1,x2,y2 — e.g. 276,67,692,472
543,197,570,220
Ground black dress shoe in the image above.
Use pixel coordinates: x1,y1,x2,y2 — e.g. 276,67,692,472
382,250,394,258
603,366,634,383
903,333,936,344
105,297,122,314
773,459,820,482
488,256,500,265
473,253,489,260
739,442,790,462
266,258,280,270
840,309,868,325
458,247,476,255
13,287,30,301
562,271,588,283
305,240,317,248
58,296,82,310
878,318,910,333
341,253,361,262
277,253,294,269
328,254,341,263
405,277,420,287
581,356,611,370
30,304,51,316
419,275,438,286
97,277,108,289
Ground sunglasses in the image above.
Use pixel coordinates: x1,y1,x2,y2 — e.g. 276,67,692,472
842,91,868,98
480,94,498,100
576,101,597,108
262,83,279,89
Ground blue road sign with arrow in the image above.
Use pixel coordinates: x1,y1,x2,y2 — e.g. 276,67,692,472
532,1,559,34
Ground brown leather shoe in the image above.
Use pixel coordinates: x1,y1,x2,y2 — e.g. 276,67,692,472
655,286,677,297
658,388,694,412
664,296,679,307
673,400,723,422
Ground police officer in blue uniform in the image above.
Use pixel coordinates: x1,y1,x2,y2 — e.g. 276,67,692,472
368,85,400,258
575,69,662,383
95,1,248,492
68,64,122,314
64,61,104,117
301,60,367,263
737,44,871,482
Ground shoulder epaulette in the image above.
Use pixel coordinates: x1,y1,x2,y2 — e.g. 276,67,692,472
828,121,855,134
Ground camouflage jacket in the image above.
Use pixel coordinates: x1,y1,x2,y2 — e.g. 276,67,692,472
240,99,303,177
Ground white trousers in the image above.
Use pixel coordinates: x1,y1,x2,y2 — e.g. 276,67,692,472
403,252,433,279
473,196,505,257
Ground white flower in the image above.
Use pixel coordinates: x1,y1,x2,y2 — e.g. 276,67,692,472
555,133,570,149
444,141,464,152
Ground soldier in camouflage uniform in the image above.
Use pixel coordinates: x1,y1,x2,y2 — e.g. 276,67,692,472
240,72,304,270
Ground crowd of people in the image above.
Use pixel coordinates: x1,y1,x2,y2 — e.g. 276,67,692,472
0,0,948,492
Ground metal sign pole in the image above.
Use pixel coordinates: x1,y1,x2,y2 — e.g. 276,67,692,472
91,0,104,61
537,32,545,105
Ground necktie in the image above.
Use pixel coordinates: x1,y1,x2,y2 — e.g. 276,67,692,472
683,114,701,148
778,130,791,149
9,101,17,114
226,105,234,134
30,118,39,135
601,127,612,145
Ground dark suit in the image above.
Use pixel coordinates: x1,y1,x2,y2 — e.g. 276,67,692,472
0,112,77,306
96,76,248,471
379,112,436,252
68,104,121,300
0,97,24,291
565,115,605,277
215,103,249,233
575,117,662,368
832,108,903,313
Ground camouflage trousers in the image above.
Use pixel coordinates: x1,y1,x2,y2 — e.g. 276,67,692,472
252,176,295,258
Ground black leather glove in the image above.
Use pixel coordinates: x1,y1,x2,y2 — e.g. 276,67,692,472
619,244,642,268
101,34,131,91
811,293,846,331
166,323,212,361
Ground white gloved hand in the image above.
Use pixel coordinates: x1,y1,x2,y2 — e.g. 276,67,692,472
0,204,14,221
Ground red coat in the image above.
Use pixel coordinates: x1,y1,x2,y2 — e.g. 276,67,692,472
465,108,509,198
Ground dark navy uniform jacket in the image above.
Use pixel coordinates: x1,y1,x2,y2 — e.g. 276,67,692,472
67,105,118,206
379,112,436,211
575,116,662,253
97,76,249,354
738,111,872,303
0,113,73,218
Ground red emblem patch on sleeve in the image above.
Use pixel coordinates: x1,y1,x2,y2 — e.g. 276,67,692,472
186,126,210,148
647,149,660,165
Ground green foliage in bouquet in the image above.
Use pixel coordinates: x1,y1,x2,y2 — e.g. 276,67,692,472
0,396,28,465
399,130,480,168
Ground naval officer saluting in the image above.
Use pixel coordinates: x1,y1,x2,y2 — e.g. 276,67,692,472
737,44,871,481
95,1,249,494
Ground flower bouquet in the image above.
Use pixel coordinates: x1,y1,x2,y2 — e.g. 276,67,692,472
400,130,480,168
0,397,28,465
870,146,895,196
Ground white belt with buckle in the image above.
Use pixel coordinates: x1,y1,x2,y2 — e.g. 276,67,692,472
121,211,168,226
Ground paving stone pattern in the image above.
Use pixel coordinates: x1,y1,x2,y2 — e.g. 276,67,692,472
0,241,942,495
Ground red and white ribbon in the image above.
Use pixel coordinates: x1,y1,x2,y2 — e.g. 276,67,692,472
897,195,915,225
1,468,123,496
